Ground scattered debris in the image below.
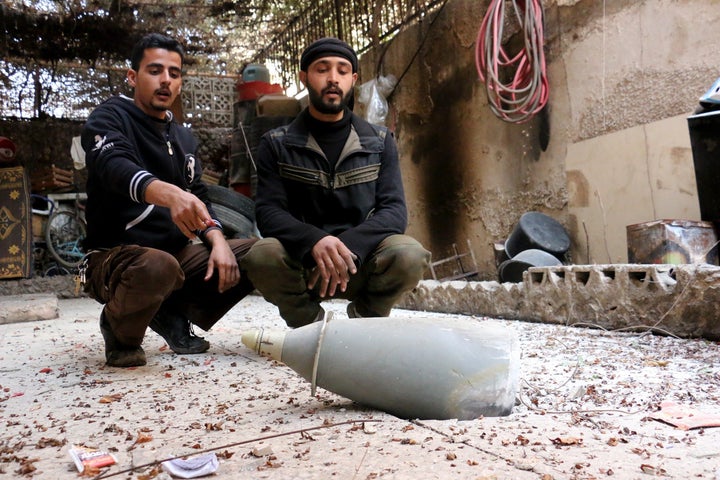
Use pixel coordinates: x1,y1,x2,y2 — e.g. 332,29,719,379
68,445,116,474
650,400,720,430
250,445,273,457
161,453,218,479
2,296,720,479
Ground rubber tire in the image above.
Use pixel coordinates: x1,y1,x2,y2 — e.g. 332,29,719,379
212,204,255,239
206,185,255,239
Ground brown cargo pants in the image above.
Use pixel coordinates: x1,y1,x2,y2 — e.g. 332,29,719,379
83,239,256,346
240,234,430,328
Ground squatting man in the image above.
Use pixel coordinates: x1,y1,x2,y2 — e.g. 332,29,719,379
241,37,430,327
80,34,257,367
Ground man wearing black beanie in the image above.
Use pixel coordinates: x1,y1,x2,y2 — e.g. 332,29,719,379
242,37,430,328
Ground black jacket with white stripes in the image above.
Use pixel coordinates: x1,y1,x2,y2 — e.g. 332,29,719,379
81,95,218,253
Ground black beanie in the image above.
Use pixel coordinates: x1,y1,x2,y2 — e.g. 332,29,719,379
300,37,358,73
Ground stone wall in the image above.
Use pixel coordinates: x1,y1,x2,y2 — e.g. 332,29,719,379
399,264,720,340
0,118,83,180
0,118,232,190
0,275,81,299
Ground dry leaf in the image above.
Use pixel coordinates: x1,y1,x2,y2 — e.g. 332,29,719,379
640,463,656,474
550,436,582,446
137,465,163,479
217,450,234,459
99,393,123,404
36,437,64,448
644,359,669,367
79,465,101,477
135,432,153,444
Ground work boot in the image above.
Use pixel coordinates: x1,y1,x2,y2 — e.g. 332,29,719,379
100,313,147,367
149,309,210,354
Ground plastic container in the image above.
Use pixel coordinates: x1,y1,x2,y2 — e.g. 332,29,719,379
505,211,570,259
236,81,283,101
242,315,520,420
242,64,271,83
499,248,562,283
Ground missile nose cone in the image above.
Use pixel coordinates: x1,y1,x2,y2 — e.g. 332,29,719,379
241,328,286,361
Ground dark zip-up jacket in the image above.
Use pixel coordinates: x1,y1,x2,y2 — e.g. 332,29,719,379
255,108,408,266
81,95,218,253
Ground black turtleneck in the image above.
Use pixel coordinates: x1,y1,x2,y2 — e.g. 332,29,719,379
305,108,352,167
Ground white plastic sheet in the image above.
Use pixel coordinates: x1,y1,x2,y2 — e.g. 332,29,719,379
357,75,397,126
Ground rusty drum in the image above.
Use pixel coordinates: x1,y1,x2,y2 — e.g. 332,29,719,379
626,219,719,265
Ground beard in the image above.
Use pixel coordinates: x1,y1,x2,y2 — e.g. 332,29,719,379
150,100,169,112
307,83,353,115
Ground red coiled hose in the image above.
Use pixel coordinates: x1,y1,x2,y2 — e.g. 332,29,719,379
475,0,548,124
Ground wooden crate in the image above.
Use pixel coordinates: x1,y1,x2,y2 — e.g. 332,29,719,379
31,164,74,192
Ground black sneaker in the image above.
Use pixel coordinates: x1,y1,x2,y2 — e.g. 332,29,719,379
100,313,147,367
149,309,210,354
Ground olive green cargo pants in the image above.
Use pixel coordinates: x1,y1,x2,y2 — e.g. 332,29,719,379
241,234,430,328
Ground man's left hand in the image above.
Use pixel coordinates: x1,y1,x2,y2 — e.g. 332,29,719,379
308,236,357,298
204,230,240,293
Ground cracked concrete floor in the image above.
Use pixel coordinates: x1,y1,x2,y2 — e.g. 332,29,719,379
1,294,719,479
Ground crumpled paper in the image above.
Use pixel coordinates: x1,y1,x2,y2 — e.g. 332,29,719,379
161,453,219,478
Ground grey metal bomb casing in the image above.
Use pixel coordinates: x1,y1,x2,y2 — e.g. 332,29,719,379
242,315,520,420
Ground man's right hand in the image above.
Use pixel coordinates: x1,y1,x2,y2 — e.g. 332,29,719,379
308,236,357,298
144,180,212,239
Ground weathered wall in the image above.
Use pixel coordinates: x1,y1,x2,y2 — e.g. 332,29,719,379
359,0,568,280
359,0,718,280
553,0,719,265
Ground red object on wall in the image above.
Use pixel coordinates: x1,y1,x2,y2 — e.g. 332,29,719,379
236,81,283,101
0,136,17,164
231,182,252,198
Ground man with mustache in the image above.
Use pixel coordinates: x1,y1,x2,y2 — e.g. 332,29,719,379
81,34,256,367
242,37,430,328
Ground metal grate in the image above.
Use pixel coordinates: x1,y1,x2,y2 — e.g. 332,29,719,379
253,0,446,94
182,76,236,127
428,239,480,282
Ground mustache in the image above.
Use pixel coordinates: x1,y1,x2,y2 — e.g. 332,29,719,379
322,86,344,96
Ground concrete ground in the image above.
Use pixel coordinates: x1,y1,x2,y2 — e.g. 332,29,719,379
1,293,719,479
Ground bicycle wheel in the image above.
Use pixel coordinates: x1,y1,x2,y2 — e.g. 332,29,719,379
45,209,87,269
